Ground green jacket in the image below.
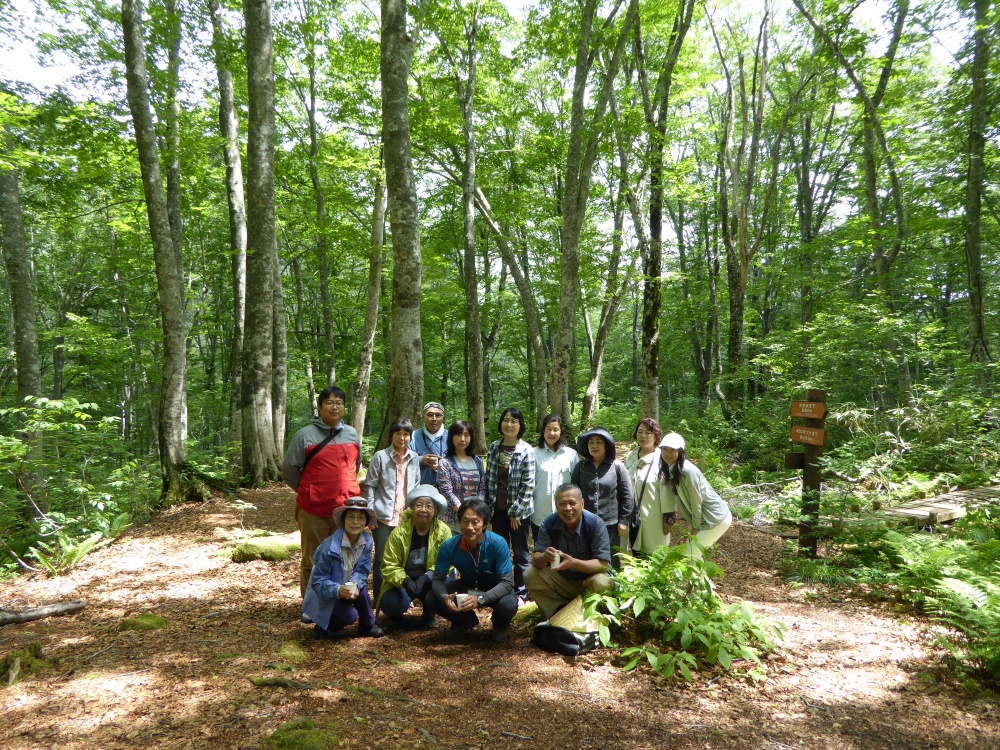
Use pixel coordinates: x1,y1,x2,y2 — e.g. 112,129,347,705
376,509,452,609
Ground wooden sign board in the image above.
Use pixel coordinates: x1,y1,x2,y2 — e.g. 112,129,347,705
791,425,826,446
791,401,827,419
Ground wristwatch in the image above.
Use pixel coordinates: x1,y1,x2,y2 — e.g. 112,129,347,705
477,595,487,607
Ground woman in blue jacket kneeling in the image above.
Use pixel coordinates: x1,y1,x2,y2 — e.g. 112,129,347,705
302,496,384,639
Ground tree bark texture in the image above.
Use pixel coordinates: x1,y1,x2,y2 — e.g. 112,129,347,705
549,0,638,428
241,0,281,483
121,0,188,503
351,171,386,435
964,0,993,363
379,0,425,445
208,0,248,449
633,0,695,421
454,11,488,454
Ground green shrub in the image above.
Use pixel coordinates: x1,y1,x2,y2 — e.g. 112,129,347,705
588,541,782,681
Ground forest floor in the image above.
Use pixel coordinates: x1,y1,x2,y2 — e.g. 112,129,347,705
2,485,999,750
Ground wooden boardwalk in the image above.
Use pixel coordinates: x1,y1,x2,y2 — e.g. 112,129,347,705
880,485,1000,525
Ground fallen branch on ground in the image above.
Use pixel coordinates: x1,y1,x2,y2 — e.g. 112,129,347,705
0,600,86,626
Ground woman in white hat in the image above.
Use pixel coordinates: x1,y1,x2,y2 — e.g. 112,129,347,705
377,484,453,628
658,433,732,558
302,496,384,639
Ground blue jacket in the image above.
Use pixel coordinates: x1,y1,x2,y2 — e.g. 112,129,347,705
410,427,447,485
301,528,373,630
432,530,515,605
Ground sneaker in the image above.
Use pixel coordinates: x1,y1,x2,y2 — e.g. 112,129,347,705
491,625,510,645
444,623,472,641
300,613,314,624
358,623,384,638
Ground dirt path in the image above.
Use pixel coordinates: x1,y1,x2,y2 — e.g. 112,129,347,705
2,487,998,749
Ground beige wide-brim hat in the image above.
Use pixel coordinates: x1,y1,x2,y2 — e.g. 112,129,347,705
331,497,378,529
659,432,685,450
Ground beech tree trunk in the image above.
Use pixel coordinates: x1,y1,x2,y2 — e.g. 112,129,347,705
121,0,188,502
208,0,248,450
449,10,487,453
633,0,695,421
0,135,45,515
241,0,281,483
549,0,638,428
379,0,424,444
964,0,993,364
351,171,386,435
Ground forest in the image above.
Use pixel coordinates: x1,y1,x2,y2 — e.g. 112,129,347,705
0,0,998,581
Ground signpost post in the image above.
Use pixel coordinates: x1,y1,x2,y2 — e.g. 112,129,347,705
786,389,827,557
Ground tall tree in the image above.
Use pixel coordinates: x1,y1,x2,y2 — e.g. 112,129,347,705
380,0,425,441
208,0,248,449
633,0,695,421
241,0,281,483
121,0,189,502
351,169,386,435
549,0,639,427
437,3,487,453
963,0,995,363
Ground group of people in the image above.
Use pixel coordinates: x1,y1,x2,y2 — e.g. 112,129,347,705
281,388,732,645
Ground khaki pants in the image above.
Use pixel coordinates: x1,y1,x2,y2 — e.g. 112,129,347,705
524,565,612,621
296,505,337,596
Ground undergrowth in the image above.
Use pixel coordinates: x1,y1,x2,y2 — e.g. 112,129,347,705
588,541,782,682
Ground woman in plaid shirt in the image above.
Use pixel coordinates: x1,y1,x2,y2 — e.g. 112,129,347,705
485,407,536,599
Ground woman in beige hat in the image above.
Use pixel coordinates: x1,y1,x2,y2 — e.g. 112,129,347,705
302,497,384,639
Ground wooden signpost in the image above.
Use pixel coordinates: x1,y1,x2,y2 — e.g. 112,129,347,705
786,389,827,557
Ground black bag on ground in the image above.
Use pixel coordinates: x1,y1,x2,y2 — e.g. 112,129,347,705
532,623,599,657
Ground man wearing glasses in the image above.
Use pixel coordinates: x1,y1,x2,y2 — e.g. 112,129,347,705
283,386,363,601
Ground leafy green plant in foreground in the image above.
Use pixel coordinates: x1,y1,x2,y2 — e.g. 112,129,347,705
587,541,782,681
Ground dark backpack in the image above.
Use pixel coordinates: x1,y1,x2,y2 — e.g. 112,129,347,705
532,623,599,657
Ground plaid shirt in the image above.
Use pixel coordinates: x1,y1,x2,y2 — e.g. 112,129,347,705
485,438,536,520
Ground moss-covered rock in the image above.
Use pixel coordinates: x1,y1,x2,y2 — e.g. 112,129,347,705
119,613,168,631
229,533,300,563
264,717,338,750
2,642,53,686
277,640,307,663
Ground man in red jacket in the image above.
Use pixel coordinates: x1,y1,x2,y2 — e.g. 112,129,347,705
282,386,363,598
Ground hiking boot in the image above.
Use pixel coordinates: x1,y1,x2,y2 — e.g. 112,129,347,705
358,623,384,638
444,623,472,641
491,625,510,645
300,613,314,624
418,615,439,629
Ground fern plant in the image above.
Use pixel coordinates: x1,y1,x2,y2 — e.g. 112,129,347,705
927,567,1000,687
28,531,109,576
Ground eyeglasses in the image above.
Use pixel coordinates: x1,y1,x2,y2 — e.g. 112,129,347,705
324,400,345,409
425,412,444,419
502,419,520,426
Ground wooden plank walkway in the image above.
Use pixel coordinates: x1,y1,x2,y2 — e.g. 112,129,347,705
880,485,1000,525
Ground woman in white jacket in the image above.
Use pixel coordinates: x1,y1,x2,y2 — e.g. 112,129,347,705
531,414,578,539
659,432,732,559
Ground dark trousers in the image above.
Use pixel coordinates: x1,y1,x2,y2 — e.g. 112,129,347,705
432,579,518,630
326,586,376,631
380,578,437,621
372,522,395,602
491,512,530,595
607,524,623,569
